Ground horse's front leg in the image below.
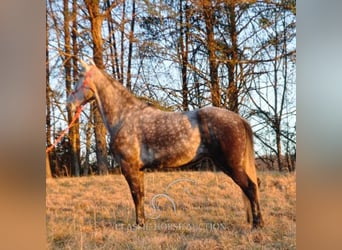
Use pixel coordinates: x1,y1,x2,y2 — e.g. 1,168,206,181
121,160,145,227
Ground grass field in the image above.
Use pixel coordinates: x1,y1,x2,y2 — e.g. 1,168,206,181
46,171,296,249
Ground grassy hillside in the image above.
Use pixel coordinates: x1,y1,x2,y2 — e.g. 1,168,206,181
46,171,296,249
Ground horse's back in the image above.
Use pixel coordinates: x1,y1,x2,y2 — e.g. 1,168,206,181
197,106,243,123
197,106,247,137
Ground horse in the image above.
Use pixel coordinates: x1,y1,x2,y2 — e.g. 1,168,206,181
67,60,264,229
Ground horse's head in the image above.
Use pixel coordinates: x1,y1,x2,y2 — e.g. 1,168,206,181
67,59,96,112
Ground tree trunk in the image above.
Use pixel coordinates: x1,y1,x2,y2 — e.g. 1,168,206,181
63,0,73,174
180,0,189,111
85,0,109,175
84,108,93,176
85,0,105,69
46,152,52,178
71,0,81,176
126,0,136,91
64,0,81,176
275,119,283,171
273,13,283,172
92,103,109,175
120,1,126,84
226,2,239,113
203,2,220,107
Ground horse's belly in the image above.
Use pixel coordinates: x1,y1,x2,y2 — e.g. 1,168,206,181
139,111,203,169
141,146,200,169
140,132,202,169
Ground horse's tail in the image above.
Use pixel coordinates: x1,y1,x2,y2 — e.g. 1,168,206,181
242,118,258,185
241,118,260,223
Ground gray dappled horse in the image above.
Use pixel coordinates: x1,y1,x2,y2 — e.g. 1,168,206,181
67,60,264,229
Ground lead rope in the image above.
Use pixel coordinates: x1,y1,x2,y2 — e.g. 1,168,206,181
46,105,84,153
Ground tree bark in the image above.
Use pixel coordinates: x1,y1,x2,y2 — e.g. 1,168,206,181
180,0,189,111
71,0,81,176
84,0,109,174
64,0,81,176
126,0,136,91
120,1,126,84
203,1,220,107
46,152,52,178
226,2,239,113
84,107,93,176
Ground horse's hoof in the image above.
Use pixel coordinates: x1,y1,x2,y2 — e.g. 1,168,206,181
252,221,264,229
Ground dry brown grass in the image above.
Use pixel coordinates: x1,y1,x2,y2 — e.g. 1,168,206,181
46,171,296,249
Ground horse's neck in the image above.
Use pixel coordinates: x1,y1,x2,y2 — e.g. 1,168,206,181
94,73,145,131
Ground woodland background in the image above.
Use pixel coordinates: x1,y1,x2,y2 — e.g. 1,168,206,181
45,0,296,177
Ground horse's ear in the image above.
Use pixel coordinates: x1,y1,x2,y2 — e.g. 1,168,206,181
79,59,90,71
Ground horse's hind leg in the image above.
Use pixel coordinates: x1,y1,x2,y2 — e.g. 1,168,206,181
243,177,261,224
243,193,253,224
121,161,145,227
218,161,263,228
229,168,264,228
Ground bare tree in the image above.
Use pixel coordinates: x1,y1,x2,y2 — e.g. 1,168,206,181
64,0,81,176
84,0,108,174
245,1,296,171
120,0,126,84
71,0,81,176
225,1,239,113
179,0,190,111
126,0,136,90
83,109,93,176
202,0,220,107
